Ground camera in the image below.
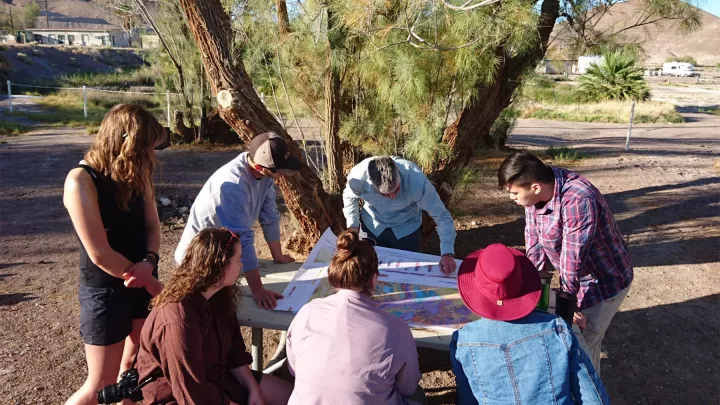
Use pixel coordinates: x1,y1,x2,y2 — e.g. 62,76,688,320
97,368,143,404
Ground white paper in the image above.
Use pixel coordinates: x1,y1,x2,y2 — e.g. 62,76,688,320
274,228,461,312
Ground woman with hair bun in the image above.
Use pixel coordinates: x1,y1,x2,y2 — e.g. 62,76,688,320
285,230,426,405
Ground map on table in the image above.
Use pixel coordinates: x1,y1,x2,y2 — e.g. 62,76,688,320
275,228,478,331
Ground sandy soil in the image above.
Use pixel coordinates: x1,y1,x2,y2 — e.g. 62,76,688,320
1,112,718,404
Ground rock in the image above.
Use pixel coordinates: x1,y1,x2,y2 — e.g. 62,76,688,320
179,206,189,214
471,221,478,226
159,197,172,207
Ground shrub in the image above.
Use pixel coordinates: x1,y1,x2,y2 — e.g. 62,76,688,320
0,121,30,136
578,51,650,102
546,146,584,162
665,56,698,66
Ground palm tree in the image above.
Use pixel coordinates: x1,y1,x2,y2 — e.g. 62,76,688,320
578,51,650,102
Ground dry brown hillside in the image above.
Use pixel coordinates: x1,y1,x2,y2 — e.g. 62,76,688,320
551,0,720,66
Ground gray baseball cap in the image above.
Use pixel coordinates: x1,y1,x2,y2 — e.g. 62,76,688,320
248,132,301,174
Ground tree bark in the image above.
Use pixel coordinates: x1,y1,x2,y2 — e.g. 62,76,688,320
323,8,346,193
177,0,344,245
276,0,291,35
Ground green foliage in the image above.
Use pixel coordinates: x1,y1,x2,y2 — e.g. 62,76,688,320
24,1,41,29
546,146,584,162
146,0,211,128
665,55,698,65
488,106,520,149
697,106,719,116
0,120,30,136
577,51,650,102
57,68,156,89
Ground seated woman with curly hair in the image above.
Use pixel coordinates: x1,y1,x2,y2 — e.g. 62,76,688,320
137,228,292,405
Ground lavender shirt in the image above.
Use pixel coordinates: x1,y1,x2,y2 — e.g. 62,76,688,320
286,289,422,405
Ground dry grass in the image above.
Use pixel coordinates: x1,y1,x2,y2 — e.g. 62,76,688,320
521,101,684,124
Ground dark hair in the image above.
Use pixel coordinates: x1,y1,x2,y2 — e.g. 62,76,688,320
497,152,555,189
328,230,379,296
368,156,400,194
152,228,240,315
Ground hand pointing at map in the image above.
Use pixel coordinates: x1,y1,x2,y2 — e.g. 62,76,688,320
439,254,456,275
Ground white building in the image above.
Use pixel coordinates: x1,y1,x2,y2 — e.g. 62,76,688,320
577,55,603,74
19,28,138,47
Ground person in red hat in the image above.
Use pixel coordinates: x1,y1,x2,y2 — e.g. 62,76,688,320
450,243,609,405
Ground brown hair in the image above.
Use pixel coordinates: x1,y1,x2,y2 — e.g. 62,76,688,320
151,228,240,314
328,230,378,296
84,104,165,210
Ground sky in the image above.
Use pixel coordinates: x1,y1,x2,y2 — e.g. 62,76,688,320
699,0,720,17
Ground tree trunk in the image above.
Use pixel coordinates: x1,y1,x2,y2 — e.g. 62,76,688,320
276,0,291,35
323,8,345,193
177,0,344,246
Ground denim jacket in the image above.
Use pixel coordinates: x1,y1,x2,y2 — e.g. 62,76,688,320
450,310,609,405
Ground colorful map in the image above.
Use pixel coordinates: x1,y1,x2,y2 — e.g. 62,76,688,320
276,228,476,331
307,275,477,331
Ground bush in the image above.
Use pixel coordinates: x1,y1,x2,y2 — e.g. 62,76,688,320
488,106,519,149
665,56,698,66
546,146,584,162
578,51,649,102
0,121,30,136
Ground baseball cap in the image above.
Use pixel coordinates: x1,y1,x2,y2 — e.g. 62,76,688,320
248,132,301,175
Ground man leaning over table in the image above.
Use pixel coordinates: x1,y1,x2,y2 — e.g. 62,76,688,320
497,151,633,375
175,132,299,310
342,155,457,274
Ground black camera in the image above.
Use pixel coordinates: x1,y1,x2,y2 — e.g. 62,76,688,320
97,368,143,404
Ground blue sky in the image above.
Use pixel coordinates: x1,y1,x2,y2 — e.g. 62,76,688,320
699,0,720,17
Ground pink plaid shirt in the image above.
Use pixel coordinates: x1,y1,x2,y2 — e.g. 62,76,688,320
525,168,633,309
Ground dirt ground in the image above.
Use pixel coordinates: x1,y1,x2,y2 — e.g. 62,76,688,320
1,112,719,404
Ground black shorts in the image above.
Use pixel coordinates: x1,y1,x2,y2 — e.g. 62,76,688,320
223,369,264,404
79,284,152,346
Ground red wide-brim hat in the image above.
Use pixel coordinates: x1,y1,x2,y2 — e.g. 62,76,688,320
458,245,541,321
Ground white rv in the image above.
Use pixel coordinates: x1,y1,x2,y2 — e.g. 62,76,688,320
662,62,697,77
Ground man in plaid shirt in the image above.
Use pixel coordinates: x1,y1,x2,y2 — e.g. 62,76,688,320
498,151,633,375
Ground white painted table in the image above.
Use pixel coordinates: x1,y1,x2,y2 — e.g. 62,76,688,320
237,260,557,371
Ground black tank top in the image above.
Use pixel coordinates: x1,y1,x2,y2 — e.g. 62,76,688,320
77,164,148,288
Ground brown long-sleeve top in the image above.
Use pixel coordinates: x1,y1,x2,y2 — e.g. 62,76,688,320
137,292,253,405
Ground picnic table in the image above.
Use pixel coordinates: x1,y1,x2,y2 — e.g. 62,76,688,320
237,260,557,371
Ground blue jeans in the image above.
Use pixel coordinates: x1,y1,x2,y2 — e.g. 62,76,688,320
360,220,422,252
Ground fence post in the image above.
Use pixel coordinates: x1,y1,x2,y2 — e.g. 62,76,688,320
83,85,88,119
166,91,171,127
625,100,636,151
7,80,12,113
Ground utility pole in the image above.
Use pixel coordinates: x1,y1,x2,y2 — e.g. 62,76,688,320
44,0,49,28
8,6,14,33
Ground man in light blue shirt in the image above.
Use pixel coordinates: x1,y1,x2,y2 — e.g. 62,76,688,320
343,156,457,274
175,133,300,309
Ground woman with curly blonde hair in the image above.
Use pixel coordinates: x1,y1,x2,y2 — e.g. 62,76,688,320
137,228,292,405
64,104,167,405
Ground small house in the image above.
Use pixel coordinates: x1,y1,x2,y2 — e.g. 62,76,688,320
18,28,137,47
